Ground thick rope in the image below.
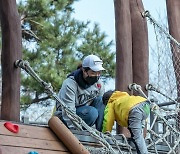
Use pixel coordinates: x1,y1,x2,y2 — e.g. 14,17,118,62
142,10,180,50
145,84,179,105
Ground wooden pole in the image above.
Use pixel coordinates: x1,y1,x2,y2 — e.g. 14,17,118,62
130,0,149,136
114,0,132,136
114,0,149,136
48,116,89,154
0,0,22,121
114,0,133,92
130,0,149,95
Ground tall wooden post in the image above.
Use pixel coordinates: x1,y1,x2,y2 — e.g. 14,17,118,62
0,0,22,121
114,0,149,135
130,0,149,136
114,0,133,136
166,0,180,130
114,0,133,92
130,0,149,94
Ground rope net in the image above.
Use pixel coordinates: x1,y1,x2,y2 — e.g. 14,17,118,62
143,10,180,154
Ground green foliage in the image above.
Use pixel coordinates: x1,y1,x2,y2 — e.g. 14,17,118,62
18,0,115,106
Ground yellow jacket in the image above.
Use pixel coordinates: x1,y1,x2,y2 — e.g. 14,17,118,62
102,91,147,132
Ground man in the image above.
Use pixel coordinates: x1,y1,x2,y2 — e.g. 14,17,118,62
54,54,105,131
102,90,150,154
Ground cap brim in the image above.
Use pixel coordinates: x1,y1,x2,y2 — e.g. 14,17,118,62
90,65,105,71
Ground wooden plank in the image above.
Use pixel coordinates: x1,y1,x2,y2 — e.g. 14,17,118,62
0,145,70,154
0,121,58,141
0,135,68,151
0,121,71,153
0,121,103,152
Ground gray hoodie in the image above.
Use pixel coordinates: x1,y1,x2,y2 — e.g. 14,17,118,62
55,69,104,129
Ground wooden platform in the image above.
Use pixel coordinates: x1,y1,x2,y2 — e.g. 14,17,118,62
0,120,131,154
0,121,69,154
0,120,173,154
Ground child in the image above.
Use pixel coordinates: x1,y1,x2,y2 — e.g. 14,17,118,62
102,90,150,154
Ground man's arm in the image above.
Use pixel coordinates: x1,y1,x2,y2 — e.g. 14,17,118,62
58,78,77,129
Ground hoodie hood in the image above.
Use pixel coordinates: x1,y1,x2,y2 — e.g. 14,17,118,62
107,91,128,104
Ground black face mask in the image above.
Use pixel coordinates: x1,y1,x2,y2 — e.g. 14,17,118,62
85,76,100,85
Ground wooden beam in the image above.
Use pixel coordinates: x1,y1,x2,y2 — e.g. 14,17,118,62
114,0,133,92
0,121,69,154
114,0,149,136
130,0,149,95
114,0,132,136
0,0,22,121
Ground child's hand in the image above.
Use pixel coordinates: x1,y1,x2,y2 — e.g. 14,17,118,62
151,103,159,111
104,131,111,135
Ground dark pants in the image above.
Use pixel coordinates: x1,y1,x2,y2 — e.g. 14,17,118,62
76,96,105,131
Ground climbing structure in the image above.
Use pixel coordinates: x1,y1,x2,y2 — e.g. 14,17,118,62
17,5,180,152
0,0,179,153
15,56,179,153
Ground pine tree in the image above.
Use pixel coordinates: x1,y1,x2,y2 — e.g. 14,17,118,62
17,0,115,108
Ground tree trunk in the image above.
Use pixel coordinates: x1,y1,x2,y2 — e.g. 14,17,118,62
114,0,132,136
114,0,133,92
130,0,149,136
114,0,149,135
130,0,149,95
166,0,180,131
0,0,22,121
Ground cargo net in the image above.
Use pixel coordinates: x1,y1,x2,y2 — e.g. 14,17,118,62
142,10,180,154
